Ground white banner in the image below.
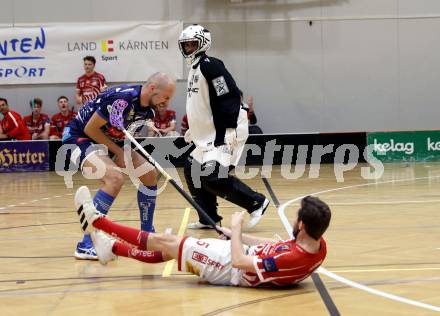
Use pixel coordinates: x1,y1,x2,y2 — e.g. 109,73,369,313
0,21,183,84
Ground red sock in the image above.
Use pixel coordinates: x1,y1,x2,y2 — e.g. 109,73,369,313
93,217,149,250
112,241,164,263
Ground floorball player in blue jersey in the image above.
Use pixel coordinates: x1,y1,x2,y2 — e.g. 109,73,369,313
62,72,175,260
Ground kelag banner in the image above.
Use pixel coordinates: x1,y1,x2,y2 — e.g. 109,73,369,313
0,141,49,172
367,130,440,162
0,21,183,84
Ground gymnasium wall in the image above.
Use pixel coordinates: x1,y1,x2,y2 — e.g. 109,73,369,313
1,0,440,134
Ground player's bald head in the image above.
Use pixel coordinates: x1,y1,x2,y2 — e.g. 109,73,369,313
140,72,175,108
145,72,175,91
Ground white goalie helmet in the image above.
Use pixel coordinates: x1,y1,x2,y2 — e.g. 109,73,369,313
178,24,211,64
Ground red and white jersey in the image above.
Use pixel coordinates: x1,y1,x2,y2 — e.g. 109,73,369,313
23,113,50,136
241,238,327,287
1,111,31,140
76,71,106,105
153,110,176,130
178,236,326,288
50,111,77,138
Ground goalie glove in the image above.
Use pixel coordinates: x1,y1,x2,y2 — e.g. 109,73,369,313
183,128,192,143
224,128,237,147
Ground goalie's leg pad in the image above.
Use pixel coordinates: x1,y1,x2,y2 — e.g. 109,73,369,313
184,156,222,224
200,161,266,212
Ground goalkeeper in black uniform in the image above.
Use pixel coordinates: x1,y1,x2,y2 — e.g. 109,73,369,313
178,24,269,229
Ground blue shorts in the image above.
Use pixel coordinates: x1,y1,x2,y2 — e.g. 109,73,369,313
62,127,108,170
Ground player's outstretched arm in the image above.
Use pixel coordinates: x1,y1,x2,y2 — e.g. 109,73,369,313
217,225,277,246
230,212,257,272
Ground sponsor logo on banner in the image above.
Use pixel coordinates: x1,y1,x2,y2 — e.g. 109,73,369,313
373,138,414,155
427,137,440,151
0,27,47,79
0,141,49,172
101,39,114,53
67,37,170,63
367,131,440,162
0,22,183,84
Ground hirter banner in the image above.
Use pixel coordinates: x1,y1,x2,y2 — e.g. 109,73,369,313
0,141,49,172
0,21,183,84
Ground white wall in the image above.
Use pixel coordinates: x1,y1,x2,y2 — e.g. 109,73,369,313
1,0,440,133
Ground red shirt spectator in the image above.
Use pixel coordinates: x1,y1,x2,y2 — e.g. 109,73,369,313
50,96,77,140
181,114,189,136
150,104,178,136
154,109,176,130
0,98,31,140
23,98,50,140
244,95,262,134
76,56,107,107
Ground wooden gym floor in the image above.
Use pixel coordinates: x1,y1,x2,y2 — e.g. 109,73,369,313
0,163,439,315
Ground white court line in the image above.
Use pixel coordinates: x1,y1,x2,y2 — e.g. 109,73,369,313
330,267,440,273
277,175,440,313
327,199,440,206
0,192,73,210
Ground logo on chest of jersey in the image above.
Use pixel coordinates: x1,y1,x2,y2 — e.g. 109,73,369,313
275,244,291,252
188,74,199,96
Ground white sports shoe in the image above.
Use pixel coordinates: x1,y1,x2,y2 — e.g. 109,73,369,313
75,186,104,233
187,221,220,229
90,231,117,265
247,198,270,229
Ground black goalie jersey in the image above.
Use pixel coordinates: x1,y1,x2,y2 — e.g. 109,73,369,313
186,54,243,149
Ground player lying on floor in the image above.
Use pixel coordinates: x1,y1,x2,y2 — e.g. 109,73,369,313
75,186,331,287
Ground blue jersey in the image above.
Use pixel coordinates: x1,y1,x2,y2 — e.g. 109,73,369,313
64,84,154,141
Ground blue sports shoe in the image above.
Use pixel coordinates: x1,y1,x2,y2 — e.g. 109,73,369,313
74,239,98,260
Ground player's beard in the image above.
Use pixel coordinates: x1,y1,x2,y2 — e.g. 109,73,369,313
292,221,300,239
149,92,164,108
148,96,157,108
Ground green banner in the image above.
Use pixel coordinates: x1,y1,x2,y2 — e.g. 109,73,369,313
367,130,440,162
